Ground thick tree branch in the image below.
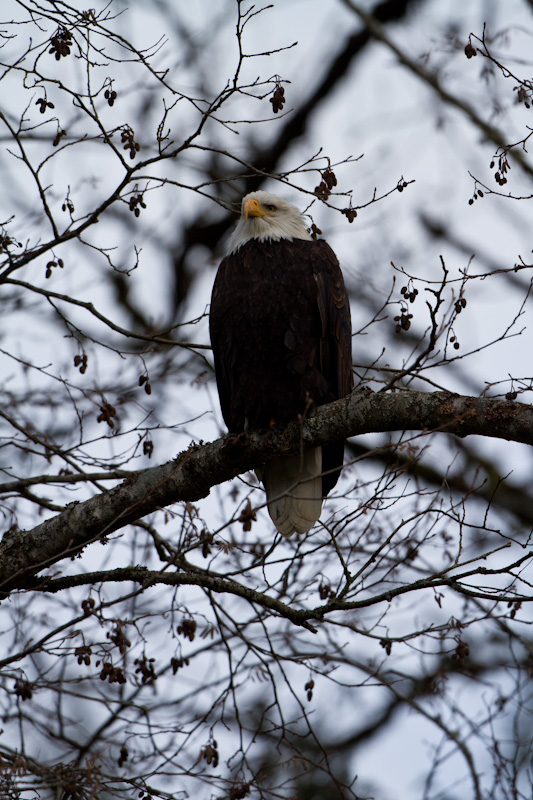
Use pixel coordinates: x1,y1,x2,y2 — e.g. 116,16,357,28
1,387,532,595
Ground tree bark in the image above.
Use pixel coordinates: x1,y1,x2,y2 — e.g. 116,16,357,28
1,388,531,595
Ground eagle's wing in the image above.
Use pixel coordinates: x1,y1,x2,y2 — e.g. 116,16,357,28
312,240,353,400
310,240,353,496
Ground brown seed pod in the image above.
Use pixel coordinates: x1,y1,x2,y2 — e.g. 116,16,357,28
269,84,286,113
14,679,34,701
322,166,337,189
314,180,330,200
342,207,357,223
177,617,197,641
81,596,95,615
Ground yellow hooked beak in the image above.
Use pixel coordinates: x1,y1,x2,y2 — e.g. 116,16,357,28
243,197,266,219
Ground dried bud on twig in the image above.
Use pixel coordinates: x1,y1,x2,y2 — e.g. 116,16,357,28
199,529,214,558
35,97,55,114
129,191,146,217
394,308,413,332
171,656,190,674
318,581,334,600
49,26,73,60
177,617,197,641
104,88,118,107
314,167,337,200
108,623,131,654
74,645,92,666
99,661,126,684
135,656,157,684
14,678,33,701
81,597,95,616
197,741,219,768
120,125,141,159
380,638,392,655
97,401,118,428
74,353,88,374
322,166,337,190
52,128,67,147
237,498,256,531
400,284,418,303
342,207,357,223
310,223,322,240
269,82,285,113
0,232,21,252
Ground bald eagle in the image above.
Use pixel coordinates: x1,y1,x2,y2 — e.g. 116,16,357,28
209,191,353,536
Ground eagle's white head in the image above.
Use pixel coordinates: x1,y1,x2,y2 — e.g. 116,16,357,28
227,191,312,253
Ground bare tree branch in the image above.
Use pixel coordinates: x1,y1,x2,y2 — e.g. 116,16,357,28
2,387,532,595
339,0,533,179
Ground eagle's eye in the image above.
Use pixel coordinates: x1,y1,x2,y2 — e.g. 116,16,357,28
265,204,277,212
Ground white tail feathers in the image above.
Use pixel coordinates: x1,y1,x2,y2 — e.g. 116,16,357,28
258,447,323,536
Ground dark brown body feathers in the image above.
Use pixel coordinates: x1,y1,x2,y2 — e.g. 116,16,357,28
209,238,352,497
